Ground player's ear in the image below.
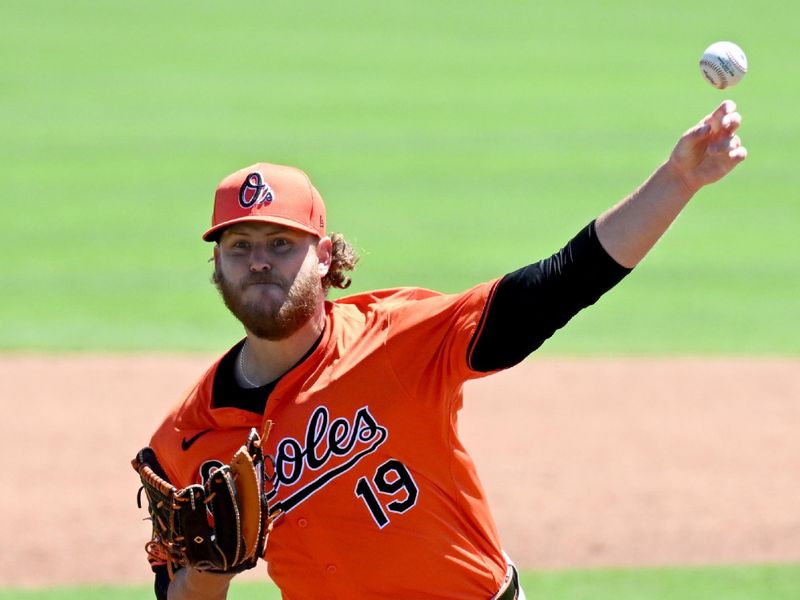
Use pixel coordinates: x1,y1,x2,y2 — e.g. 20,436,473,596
316,236,332,277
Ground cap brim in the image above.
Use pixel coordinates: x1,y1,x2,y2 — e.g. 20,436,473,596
202,216,322,242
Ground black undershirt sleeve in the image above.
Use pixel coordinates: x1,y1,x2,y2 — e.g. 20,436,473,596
469,220,632,372
153,564,171,600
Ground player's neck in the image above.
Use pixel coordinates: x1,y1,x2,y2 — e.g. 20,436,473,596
239,308,326,387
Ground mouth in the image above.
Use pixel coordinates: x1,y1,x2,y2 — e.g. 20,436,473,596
245,278,284,290
246,283,284,295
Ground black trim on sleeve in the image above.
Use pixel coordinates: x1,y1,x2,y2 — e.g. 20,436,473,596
469,220,632,372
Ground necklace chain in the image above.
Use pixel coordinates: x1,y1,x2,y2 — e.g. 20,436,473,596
238,340,262,388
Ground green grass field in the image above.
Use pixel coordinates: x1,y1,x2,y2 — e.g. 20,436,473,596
2,0,798,353
4,564,800,599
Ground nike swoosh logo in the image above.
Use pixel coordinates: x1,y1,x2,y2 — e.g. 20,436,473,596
181,429,213,451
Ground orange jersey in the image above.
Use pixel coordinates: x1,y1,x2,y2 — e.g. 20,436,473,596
149,281,509,599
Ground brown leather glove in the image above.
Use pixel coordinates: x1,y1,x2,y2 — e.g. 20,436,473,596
132,424,274,578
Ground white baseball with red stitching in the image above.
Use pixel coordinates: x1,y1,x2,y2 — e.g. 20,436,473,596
699,41,748,89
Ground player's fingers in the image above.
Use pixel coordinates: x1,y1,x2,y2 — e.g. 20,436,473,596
721,99,737,114
721,111,742,134
708,134,741,155
729,146,748,161
705,99,737,122
708,135,747,165
704,100,737,133
684,121,712,142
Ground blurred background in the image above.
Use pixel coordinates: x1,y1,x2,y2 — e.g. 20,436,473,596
2,0,797,354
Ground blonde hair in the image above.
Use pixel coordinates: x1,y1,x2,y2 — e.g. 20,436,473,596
322,233,359,292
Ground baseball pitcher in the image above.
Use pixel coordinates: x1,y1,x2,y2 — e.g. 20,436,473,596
133,101,746,599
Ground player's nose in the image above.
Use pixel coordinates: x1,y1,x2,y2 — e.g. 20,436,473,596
249,245,272,272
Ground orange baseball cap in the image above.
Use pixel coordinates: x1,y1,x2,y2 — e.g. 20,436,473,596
202,162,326,242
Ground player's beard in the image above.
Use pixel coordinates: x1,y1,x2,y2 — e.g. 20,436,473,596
214,264,322,341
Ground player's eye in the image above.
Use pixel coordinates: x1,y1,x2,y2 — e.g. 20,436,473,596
272,238,292,250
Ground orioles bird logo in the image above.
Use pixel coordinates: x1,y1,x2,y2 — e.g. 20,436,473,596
239,171,275,208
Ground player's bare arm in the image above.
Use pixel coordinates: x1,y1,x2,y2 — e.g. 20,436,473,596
166,568,234,600
595,100,747,268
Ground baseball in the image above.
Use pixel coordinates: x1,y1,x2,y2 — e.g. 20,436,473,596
699,41,748,89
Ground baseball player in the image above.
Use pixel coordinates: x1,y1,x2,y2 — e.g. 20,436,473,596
139,100,745,599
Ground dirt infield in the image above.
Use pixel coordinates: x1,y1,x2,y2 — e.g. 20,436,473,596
2,355,798,587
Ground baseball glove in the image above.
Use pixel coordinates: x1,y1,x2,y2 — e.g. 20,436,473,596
132,423,275,578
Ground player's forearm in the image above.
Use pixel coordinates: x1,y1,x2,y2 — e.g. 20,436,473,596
167,568,235,600
594,159,696,268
